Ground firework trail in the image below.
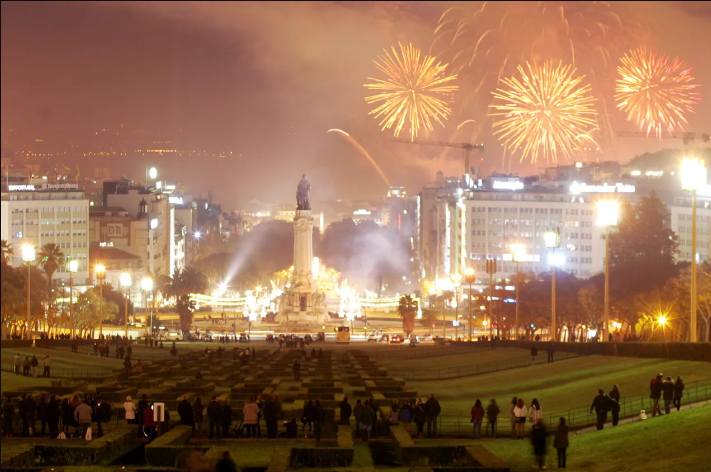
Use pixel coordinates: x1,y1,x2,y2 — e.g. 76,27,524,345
364,42,458,142
489,60,598,165
615,48,700,138
327,129,391,187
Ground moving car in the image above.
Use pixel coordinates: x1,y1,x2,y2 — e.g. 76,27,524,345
367,334,378,342
390,334,404,344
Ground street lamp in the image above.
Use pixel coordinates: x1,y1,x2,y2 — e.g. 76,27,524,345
544,229,561,341
68,260,78,338
510,244,526,340
681,157,707,342
596,200,619,343
120,273,132,339
142,276,154,336
95,264,106,338
21,244,35,340
451,274,462,341
463,268,475,341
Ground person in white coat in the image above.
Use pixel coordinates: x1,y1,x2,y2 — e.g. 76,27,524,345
242,397,260,438
529,398,542,424
513,398,528,440
123,396,137,424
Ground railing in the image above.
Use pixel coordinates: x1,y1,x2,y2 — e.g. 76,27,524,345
434,378,711,437
0,363,116,379
393,351,579,381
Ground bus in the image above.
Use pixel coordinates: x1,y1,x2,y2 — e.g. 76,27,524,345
336,326,351,343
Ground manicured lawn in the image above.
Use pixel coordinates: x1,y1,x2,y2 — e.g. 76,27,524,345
377,346,530,372
404,354,711,417
1,346,126,369
483,405,711,472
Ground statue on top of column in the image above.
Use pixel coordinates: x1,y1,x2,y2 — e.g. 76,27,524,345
296,174,311,211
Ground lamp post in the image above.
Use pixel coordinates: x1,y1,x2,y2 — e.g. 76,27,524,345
68,260,78,338
463,268,475,341
544,229,561,341
596,201,619,343
120,273,132,339
21,244,36,340
510,244,526,340
95,264,106,338
681,157,707,342
451,274,462,341
485,259,497,340
142,277,154,337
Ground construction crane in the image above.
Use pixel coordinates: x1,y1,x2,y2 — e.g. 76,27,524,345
392,138,485,179
617,131,710,146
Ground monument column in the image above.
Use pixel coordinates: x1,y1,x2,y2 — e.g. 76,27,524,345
293,210,313,289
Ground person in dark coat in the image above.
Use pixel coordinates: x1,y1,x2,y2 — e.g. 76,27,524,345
609,384,621,426
413,398,427,438
649,373,663,417
353,400,363,437
95,396,112,438
302,400,315,433
263,394,282,439
37,396,48,436
553,417,569,469
673,376,685,411
21,393,37,436
207,396,222,439
590,389,612,430
3,398,15,436
425,394,441,437
546,342,555,363
531,419,548,470
178,396,193,427
530,345,539,365
61,398,75,436
221,400,232,438
137,394,148,435
339,396,352,425
47,396,61,439
662,376,675,414
293,359,301,381
313,399,325,441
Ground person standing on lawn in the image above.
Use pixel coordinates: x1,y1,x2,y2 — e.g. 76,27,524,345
425,394,441,437
673,376,685,411
531,419,548,470
359,400,374,442
590,389,612,430
530,345,538,366
609,384,621,426
649,373,663,417
509,397,518,438
353,399,363,437
662,376,675,414
470,399,485,439
486,399,500,438
554,417,569,469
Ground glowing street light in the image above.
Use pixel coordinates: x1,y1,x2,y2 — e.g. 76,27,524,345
68,260,78,338
544,228,561,341
149,167,158,180
95,264,106,338
120,273,132,338
681,157,707,342
658,316,667,326
510,244,527,339
21,244,35,340
597,200,619,343
194,231,202,240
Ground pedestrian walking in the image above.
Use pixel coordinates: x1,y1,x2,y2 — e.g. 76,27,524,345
470,399,484,439
513,398,528,439
353,399,363,437
486,399,500,438
673,376,685,411
609,385,621,426
649,373,663,417
360,400,374,442
662,376,674,414
425,394,441,437
124,396,136,424
554,417,569,469
531,419,548,469
590,389,612,430
413,398,427,438
530,345,538,366
193,397,204,436
508,397,518,438
43,355,51,377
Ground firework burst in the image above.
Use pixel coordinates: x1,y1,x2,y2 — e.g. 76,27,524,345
489,60,598,164
615,48,700,138
364,42,458,141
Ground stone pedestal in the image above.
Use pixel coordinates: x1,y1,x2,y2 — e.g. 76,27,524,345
277,209,327,326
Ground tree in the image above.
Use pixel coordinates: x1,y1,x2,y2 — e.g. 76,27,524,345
161,267,208,334
665,261,711,342
38,243,65,325
73,289,118,337
1,240,13,264
398,294,417,336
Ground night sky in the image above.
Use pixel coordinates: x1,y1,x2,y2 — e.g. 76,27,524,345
2,1,710,204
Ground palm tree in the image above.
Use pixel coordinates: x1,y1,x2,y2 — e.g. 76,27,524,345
398,294,417,336
38,243,65,325
162,267,208,334
1,240,13,264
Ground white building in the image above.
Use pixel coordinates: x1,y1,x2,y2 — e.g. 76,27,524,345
670,194,711,263
1,181,90,284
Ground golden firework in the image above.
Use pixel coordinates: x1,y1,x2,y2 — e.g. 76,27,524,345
489,60,598,164
364,42,458,141
615,48,700,138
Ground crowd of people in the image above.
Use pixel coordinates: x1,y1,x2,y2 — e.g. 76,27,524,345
11,353,52,377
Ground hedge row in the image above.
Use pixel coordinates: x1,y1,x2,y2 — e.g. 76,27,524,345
265,446,291,472
289,448,354,469
144,425,201,467
34,425,136,466
497,341,711,362
0,444,35,468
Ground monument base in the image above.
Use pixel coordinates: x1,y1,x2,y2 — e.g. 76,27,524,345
276,289,328,327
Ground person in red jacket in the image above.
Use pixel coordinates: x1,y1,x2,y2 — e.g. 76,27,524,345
142,404,156,441
470,399,485,439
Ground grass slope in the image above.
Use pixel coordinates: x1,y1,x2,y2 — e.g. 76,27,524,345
484,405,711,472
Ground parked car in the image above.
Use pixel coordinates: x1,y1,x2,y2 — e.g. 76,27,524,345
367,334,378,342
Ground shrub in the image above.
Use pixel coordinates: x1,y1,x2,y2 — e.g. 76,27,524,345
34,425,136,466
289,448,354,468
